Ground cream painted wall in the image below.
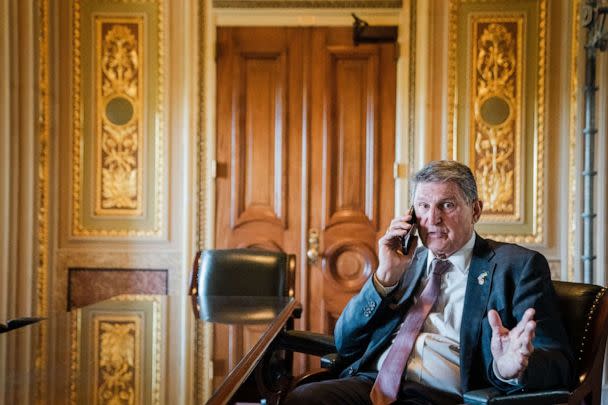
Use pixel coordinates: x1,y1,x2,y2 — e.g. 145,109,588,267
0,1,40,403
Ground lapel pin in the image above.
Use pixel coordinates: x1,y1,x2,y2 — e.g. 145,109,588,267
477,272,488,285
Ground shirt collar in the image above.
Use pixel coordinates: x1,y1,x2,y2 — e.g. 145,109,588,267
426,232,476,275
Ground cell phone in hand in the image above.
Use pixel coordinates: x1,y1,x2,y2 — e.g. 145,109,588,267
401,206,417,255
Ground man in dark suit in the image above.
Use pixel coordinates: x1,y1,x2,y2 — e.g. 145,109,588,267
284,160,573,405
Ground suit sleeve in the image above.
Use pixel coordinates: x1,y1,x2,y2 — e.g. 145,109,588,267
486,252,575,392
334,276,394,363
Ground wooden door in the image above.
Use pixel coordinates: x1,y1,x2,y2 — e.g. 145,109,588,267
307,28,396,335
215,26,396,371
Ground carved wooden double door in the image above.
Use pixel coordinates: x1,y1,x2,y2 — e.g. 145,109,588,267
215,26,396,371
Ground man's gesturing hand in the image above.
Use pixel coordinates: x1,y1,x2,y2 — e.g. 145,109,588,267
488,308,536,380
375,214,417,287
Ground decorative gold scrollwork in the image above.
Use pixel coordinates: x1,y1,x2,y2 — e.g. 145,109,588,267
96,20,143,215
472,20,521,216
98,321,137,405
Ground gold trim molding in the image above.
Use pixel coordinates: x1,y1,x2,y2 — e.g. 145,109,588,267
568,0,581,280
213,0,402,7
448,0,546,244
198,0,212,400
72,0,165,237
37,0,50,402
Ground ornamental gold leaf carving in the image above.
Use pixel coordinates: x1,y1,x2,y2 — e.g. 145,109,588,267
471,20,521,217
95,19,143,216
101,25,138,98
98,321,136,405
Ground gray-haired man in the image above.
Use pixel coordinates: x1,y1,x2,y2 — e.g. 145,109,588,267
285,160,573,405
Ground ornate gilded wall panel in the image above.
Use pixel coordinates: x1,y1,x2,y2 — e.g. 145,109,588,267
72,0,164,236
470,18,522,219
94,318,141,404
95,17,144,216
448,0,546,243
71,296,161,405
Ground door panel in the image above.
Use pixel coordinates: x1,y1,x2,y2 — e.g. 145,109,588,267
233,52,287,229
216,27,303,253
215,26,396,370
308,28,396,334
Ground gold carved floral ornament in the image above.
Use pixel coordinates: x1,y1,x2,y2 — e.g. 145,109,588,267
96,20,143,215
472,20,521,217
98,321,137,405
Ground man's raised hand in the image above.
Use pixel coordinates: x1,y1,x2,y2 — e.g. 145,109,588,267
488,308,536,380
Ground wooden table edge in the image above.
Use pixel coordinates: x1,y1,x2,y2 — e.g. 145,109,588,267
206,298,301,405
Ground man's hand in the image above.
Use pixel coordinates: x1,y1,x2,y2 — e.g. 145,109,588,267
375,214,418,287
488,308,536,380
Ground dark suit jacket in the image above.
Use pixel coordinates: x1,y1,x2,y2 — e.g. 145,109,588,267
334,234,574,394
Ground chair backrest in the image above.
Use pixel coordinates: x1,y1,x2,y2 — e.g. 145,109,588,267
190,249,296,297
552,280,608,387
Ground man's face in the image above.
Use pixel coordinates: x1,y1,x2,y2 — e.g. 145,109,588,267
413,181,482,258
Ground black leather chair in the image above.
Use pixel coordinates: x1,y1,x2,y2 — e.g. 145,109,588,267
190,248,305,326
189,248,335,401
190,248,296,298
284,280,608,405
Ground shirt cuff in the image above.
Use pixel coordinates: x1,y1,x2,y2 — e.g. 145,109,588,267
492,360,520,386
372,274,398,297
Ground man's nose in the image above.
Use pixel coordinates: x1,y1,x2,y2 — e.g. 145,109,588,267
427,207,441,224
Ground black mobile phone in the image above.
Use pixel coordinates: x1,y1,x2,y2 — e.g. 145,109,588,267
401,206,417,255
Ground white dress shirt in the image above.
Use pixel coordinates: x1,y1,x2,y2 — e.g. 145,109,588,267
372,233,475,395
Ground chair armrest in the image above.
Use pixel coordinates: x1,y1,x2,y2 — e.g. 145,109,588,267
463,387,570,405
277,330,336,357
320,352,344,370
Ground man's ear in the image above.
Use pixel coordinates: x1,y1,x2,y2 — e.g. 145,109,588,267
472,200,483,223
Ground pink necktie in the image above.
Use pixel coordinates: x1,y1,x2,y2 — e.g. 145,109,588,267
370,258,452,405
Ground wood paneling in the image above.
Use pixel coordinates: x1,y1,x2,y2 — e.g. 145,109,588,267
234,50,287,227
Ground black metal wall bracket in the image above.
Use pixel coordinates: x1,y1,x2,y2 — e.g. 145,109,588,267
352,13,398,46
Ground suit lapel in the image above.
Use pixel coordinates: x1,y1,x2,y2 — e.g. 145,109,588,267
460,235,495,391
394,248,428,306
